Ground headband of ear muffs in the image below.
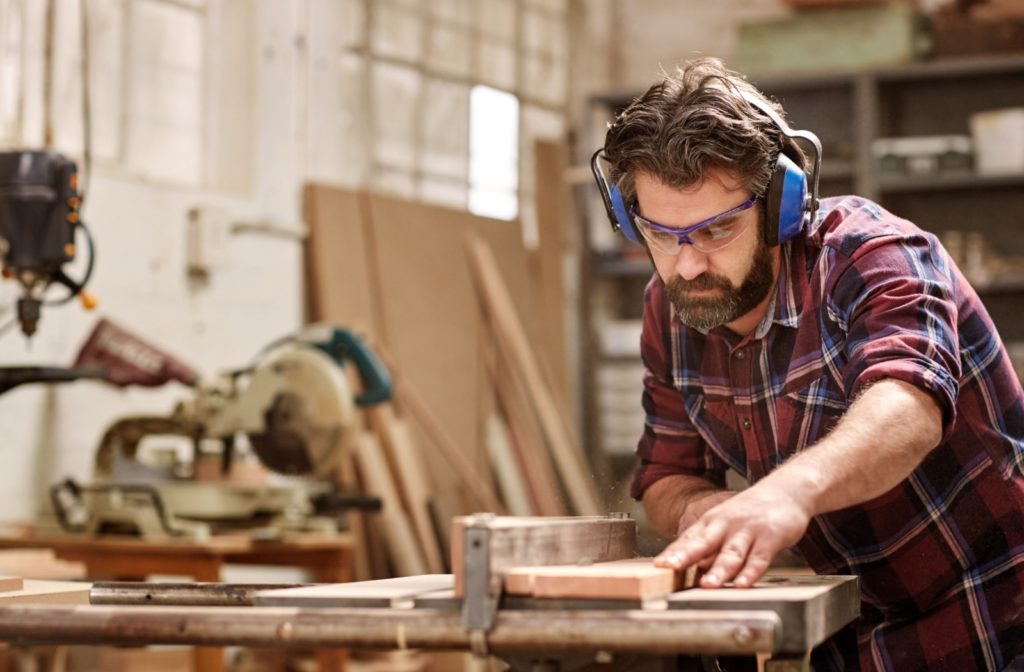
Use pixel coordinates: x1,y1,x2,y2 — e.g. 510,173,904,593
592,90,822,248
590,148,641,244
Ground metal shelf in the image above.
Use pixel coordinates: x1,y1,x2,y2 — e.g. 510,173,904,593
879,172,1024,193
595,256,654,278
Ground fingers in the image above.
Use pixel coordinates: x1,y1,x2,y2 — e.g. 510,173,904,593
654,520,726,571
702,536,775,588
733,541,773,588
700,532,752,588
655,524,778,590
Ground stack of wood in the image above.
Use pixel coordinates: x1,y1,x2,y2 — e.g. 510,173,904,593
305,142,605,580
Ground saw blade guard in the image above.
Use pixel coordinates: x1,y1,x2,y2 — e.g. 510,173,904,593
241,347,357,477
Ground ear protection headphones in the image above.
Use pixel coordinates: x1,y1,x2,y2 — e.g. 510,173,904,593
591,90,822,248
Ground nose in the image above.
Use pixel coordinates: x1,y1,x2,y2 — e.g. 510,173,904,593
673,243,709,281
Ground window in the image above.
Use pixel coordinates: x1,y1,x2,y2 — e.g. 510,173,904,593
468,85,519,220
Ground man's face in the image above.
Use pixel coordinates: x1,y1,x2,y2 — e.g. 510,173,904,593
633,169,778,332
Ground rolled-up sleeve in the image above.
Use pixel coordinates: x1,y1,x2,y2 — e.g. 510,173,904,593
829,232,961,440
631,278,727,500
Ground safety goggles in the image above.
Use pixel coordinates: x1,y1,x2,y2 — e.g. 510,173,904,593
631,196,757,255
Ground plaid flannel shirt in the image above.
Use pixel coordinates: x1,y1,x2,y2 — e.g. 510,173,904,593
632,196,1024,671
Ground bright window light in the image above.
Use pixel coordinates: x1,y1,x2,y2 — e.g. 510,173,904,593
469,85,519,221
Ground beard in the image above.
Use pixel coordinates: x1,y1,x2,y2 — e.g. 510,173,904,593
665,236,776,332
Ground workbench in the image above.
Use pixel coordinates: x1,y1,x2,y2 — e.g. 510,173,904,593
0,531,355,672
0,572,859,672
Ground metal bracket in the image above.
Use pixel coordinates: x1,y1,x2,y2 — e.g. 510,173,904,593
461,513,500,657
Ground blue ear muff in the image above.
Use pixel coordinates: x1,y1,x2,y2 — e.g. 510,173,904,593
609,184,640,244
765,152,808,246
591,148,643,245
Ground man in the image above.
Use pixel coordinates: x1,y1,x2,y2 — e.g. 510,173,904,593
594,57,1024,671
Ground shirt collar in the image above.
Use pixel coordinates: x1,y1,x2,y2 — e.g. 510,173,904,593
762,240,802,334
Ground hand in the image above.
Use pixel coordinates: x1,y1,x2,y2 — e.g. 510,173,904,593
676,490,735,535
654,482,812,589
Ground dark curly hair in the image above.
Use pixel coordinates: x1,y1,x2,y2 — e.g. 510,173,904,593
603,58,806,206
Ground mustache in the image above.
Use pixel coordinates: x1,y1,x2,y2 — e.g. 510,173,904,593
667,273,733,293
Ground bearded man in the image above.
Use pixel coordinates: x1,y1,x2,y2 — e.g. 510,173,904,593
592,58,1024,671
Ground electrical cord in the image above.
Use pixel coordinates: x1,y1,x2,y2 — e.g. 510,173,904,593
45,218,95,306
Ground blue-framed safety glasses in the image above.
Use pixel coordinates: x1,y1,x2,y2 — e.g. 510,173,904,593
631,196,757,255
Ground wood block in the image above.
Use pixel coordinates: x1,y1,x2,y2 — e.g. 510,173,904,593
504,558,698,600
451,516,637,596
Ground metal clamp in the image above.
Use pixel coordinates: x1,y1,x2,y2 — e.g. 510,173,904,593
461,513,500,657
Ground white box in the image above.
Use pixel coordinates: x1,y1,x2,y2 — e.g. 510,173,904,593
598,319,644,356
970,108,1024,175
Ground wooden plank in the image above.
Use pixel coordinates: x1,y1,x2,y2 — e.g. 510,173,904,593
488,343,566,517
367,194,540,516
354,432,428,577
367,404,446,573
303,184,381,337
504,558,697,600
256,574,454,608
532,140,572,402
484,414,533,517
451,516,637,597
374,345,504,515
0,580,91,605
465,233,603,516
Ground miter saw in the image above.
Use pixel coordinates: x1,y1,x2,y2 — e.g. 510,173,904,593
47,326,391,540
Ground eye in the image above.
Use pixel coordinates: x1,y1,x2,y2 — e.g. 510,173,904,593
647,229,678,246
697,221,735,242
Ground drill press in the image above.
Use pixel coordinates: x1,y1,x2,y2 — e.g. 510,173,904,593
0,149,101,392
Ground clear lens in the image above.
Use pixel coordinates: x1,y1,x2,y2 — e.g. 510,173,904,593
634,214,752,254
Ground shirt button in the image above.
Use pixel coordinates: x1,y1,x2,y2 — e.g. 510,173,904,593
734,350,745,360
742,418,752,430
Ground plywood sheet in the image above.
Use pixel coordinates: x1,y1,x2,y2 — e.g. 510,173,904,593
303,184,381,336
466,233,602,516
366,194,541,512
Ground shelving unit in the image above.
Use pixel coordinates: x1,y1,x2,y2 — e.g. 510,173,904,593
577,53,1024,470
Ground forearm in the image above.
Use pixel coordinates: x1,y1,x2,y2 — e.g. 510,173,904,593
759,379,944,517
642,473,729,538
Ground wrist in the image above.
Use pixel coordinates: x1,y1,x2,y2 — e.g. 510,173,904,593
759,463,823,518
